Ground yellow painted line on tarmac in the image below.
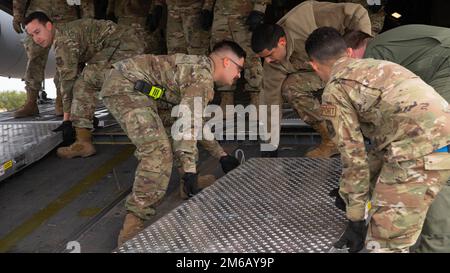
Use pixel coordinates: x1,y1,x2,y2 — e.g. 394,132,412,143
0,146,135,253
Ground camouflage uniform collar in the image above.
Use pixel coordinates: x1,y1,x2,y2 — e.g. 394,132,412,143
329,56,354,83
207,56,214,77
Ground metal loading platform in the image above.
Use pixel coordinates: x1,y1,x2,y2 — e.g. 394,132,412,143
0,121,61,181
118,158,346,253
0,103,115,182
0,102,312,183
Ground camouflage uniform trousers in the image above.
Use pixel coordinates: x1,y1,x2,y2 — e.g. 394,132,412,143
158,108,195,172
281,71,325,126
366,155,450,252
70,33,144,129
101,69,173,220
117,17,161,54
368,149,450,253
210,14,263,93
166,2,210,55
69,63,105,128
23,36,60,97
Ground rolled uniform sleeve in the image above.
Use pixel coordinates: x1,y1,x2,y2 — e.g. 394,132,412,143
342,3,373,35
322,82,370,221
55,39,81,113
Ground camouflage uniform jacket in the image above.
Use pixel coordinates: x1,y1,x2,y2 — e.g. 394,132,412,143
105,54,224,173
13,0,94,22
165,0,212,8
263,1,372,129
203,0,271,15
54,19,141,111
107,0,152,18
322,57,450,221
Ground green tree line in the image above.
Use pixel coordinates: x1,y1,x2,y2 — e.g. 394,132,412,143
0,91,26,112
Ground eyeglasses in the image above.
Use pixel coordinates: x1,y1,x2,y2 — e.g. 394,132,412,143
225,57,244,72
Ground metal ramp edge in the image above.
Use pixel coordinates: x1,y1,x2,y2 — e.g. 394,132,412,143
0,121,61,182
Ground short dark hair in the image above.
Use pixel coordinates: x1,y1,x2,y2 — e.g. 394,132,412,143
343,30,372,49
212,40,247,59
24,11,52,26
305,27,347,62
251,24,286,53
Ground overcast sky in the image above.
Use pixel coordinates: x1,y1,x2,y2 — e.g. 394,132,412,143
0,76,57,98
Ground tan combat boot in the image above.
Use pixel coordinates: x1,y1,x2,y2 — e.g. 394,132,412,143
14,88,39,118
56,128,96,159
54,89,63,117
179,174,216,199
305,121,340,158
220,92,235,120
117,213,144,247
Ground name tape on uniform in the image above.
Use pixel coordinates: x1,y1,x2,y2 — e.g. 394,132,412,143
321,104,337,117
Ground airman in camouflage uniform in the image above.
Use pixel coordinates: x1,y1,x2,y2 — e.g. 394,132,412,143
24,12,145,158
207,0,270,118
305,27,450,252
106,0,161,54
344,24,450,253
164,0,211,55
12,0,95,118
99,41,245,245
251,1,372,158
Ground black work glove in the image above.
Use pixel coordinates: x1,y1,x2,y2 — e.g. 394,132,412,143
334,220,368,253
53,120,76,146
147,4,163,32
329,188,346,211
220,155,240,174
106,13,118,23
245,10,265,31
199,9,214,31
93,116,100,129
182,173,200,198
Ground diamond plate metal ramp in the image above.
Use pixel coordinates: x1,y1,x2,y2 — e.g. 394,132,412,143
0,122,61,182
118,158,346,253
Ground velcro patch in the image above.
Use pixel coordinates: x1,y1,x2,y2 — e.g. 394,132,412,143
321,104,336,117
56,57,64,67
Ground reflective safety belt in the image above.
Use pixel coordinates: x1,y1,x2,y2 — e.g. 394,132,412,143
134,80,175,106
